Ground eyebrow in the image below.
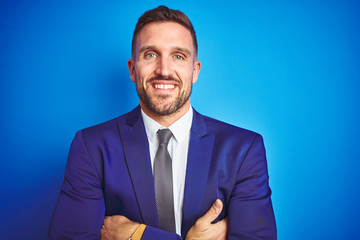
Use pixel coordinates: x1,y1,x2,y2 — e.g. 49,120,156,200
172,47,192,57
138,45,157,54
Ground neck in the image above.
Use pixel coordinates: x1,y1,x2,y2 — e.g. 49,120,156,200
140,101,191,127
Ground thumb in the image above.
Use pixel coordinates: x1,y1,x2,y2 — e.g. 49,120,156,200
199,199,223,225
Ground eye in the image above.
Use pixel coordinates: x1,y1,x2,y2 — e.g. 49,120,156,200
145,53,157,58
173,55,184,60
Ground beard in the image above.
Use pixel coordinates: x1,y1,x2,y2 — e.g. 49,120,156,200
136,75,192,116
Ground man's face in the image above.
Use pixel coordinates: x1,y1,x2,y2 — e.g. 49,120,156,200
128,21,201,117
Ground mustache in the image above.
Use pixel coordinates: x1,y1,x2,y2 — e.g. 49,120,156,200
148,75,179,82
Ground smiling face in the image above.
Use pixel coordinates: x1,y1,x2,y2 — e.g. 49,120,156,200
128,21,201,123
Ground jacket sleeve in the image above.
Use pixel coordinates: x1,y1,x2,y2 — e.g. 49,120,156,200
48,130,105,240
48,130,184,240
227,134,277,240
141,226,183,240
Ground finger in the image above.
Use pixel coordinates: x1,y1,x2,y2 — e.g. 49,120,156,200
103,216,110,224
223,217,228,230
212,217,228,240
199,199,223,224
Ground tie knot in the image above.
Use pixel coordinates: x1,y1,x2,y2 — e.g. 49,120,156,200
157,128,172,145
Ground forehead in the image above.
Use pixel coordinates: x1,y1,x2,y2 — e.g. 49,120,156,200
135,21,195,54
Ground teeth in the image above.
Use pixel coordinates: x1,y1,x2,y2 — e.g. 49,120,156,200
155,84,175,89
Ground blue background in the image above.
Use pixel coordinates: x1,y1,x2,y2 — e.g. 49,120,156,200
1,0,359,239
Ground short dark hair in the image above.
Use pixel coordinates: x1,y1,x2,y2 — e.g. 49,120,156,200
131,5,198,58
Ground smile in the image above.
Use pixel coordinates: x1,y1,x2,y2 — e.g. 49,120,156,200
154,84,175,89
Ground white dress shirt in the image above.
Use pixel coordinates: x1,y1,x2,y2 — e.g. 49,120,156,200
141,107,193,235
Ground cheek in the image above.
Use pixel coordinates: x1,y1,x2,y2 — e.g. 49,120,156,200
134,71,149,90
136,64,154,79
184,69,195,85
177,65,193,79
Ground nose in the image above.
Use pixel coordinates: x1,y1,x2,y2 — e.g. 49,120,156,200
155,57,173,77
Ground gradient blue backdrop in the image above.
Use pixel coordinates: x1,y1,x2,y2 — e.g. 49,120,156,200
1,0,359,239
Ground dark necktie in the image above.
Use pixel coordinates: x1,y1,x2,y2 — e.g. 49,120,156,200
154,128,176,233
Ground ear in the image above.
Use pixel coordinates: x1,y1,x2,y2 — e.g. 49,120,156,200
192,60,201,84
128,59,136,83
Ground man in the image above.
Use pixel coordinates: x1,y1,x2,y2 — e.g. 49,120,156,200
48,5,276,240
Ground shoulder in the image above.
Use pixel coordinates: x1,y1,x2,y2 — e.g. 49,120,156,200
194,110,263,147
81,113,126,136
77,106,140,141
195,110,260,138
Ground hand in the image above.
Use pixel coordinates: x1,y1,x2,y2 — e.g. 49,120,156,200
101,215,140,240
185,199,228,240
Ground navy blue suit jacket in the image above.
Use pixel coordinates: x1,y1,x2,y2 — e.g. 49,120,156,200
48,106,276,239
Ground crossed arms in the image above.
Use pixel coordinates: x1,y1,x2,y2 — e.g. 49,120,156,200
101,199,227,240
48,122,276,239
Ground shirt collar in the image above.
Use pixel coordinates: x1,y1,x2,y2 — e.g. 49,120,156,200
141,107,193,144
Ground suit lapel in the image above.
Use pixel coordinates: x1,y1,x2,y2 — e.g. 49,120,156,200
119,107,215,234
181,110,215,236
119,107,159,226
